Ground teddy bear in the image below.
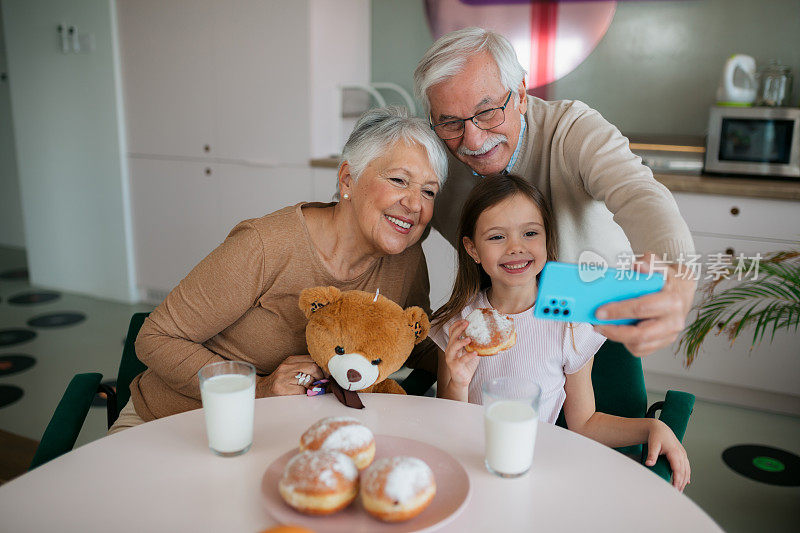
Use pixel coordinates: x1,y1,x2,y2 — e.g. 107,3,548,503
299,286,430,401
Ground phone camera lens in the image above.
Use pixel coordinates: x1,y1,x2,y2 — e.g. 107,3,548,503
543,307,550,314
550,299,557,305
563,310,570,316
560,300,567,307
553,309,561,315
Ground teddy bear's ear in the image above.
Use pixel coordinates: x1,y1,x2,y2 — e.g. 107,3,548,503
404,306,430,344
299,286,342,319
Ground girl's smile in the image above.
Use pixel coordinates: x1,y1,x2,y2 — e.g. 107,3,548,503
463,192,548,290
500,259,533,273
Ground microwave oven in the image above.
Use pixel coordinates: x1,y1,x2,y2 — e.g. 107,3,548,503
704,106,800,178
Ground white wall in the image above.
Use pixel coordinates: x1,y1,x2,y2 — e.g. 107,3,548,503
2,0,135,301
309,0,371,158
0,4,25,249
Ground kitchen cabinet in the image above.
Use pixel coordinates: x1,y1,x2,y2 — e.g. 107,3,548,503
118,0,310,163
214,162,314,233
672,193,800,242
129,158,225,297
117,0,215,159
130,158,316,299
209,0,310,164
642,192,800,412
118,0,369,300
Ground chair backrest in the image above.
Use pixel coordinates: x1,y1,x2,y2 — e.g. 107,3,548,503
590,340,648,419
29,372,104,469
114,312,150,415
555,341,648,454
31,313,151,469
588,340,648,456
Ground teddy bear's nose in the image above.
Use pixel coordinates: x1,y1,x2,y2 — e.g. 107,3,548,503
347,369,362,383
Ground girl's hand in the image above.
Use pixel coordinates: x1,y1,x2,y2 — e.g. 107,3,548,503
444,320,479,388
256,355,324,397
645,419,691,491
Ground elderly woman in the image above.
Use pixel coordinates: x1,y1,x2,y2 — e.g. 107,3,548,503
110,107,447,432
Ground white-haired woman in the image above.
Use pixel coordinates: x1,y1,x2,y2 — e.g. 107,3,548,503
111,107,447,432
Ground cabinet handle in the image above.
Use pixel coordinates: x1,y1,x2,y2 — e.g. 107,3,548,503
730,206,740,216
725,247,735,256
204,144,211,153
205,167,212,176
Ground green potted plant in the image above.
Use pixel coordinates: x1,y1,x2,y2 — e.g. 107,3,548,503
679,251,800,366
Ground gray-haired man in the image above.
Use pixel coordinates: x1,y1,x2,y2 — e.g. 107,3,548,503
415,27,696,357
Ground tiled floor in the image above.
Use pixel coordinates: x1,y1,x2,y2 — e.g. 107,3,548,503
0,247,152,450
1,245,799,531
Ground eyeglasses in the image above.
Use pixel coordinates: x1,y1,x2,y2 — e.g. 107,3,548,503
430,91,513,141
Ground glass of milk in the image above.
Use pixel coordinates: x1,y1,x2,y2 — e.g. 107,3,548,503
198,361,256,457
483,377,541,477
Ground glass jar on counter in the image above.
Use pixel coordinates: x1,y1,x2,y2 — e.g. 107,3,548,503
756,61,793,107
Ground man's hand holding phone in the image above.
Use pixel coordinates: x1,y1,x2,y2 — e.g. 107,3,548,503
594,253,697,357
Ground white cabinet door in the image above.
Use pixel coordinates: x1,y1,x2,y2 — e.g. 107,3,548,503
674,192,800,243
129,157,225,294
214,162,314,233
117,0,215,158
643,235,800,398
210,0,310,164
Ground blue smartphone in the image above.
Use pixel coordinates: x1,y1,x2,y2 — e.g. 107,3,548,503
533,261,665,325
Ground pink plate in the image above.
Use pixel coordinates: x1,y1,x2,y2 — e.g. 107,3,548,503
262,435,471,532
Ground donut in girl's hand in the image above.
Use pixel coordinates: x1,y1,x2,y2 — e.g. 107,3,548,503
299,416,375,470
464,308,516,356
361,456,436,522
278,450,359,515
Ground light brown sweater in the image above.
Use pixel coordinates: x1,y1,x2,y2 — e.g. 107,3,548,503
431,98,694,264
130,202,435,421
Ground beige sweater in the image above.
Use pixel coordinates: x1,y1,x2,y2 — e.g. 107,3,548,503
130,203,435,421
431,98,694,264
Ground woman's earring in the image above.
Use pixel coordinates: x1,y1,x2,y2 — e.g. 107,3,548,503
474,259,480,264
343,193,350,200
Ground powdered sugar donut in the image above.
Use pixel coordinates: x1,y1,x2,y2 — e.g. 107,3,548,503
278,450,358,515
464,307,516,356
299,416,376,470
360,456,436,522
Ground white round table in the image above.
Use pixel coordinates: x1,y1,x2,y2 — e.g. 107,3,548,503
0,394,721,532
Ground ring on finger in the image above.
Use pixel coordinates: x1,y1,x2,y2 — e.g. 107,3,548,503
295,372,312,386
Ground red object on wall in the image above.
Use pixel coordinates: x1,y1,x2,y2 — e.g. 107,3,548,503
424,0,617,96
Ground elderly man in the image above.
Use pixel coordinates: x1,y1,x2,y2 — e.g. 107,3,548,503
414,27,696,357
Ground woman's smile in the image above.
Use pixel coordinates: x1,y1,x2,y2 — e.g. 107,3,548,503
385,214,414,234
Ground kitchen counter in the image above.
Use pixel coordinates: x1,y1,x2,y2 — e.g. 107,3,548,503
310,157,340,168
309,159,800,201
652,172,800,201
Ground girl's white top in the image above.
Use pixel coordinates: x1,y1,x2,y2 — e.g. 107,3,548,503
430,290,606,424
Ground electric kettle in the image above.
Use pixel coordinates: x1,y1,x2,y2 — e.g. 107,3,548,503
716,54,757,106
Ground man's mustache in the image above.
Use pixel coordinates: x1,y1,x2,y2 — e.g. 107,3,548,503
457,134,507,156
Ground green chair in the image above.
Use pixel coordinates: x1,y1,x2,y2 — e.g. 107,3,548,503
400,367,437,396
29,312,150,469
104,312,149,427
28,372,104,469
554,340,696,483
401,341,695,483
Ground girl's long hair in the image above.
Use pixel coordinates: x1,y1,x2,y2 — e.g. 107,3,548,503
431,174,558,328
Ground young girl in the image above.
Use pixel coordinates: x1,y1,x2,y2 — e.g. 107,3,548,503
430,174,690,491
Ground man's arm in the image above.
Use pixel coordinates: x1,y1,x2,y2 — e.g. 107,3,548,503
561,105,696,356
